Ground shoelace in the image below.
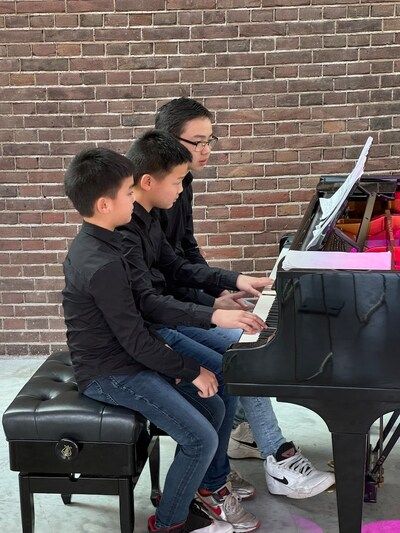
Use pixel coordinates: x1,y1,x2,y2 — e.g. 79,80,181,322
223,492,247,519
227,471,241,483
285,452,314,476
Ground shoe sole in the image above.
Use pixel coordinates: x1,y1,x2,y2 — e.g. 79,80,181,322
227,451,263,460
227,519,261,532
227,444,262,460
268,476,335,499
234,490,255,500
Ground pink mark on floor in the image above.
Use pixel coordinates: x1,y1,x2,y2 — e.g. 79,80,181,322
362,521,400,532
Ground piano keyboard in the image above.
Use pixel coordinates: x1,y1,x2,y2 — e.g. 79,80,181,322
238,247,289,344
239,291,277,343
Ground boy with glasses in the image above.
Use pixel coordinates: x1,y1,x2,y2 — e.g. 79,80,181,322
152,98,335,500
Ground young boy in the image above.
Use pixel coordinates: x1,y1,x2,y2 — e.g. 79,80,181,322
152,98,335,500
62,146,236,533
119,131,263,532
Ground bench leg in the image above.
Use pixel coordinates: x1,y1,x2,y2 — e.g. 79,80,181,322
149,436,162,507
19,474,34,533
118,477,134,533
61,494,72,504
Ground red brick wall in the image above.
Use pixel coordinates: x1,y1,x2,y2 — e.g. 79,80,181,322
1,0,400,355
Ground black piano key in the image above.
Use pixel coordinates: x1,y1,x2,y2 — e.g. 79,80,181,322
264,299,278,328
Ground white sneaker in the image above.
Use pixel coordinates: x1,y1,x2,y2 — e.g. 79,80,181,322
265,442,335,499
228,422,262,460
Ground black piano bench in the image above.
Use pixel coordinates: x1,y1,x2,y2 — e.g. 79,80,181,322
2,350,164,533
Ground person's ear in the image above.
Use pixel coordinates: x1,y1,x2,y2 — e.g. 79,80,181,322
140,174,153,191
94,196,112,215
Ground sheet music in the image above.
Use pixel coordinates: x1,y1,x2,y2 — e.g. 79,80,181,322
306,136,373,250
267,246,289,283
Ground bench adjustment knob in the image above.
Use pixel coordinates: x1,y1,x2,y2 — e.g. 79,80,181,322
55,438,79,461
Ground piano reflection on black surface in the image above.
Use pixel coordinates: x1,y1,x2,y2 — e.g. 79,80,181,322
223,175,400,533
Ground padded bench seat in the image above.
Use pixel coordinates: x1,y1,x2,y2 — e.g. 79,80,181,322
2,350,162,533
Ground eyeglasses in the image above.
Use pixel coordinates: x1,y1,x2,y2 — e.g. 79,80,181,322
176,135,219,152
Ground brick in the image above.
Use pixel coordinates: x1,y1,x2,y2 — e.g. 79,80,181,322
323,6,346,19
29,15,55,28
116,0,164,9
219,219,265,233
80,13,103,27
240,23,285,37
249,11,274,25
251,37,275,51
119,56,167,70
94,28,141,41
192,25,238,40
45,27,93,40
218,0,260,6
0,2,15,14
0,29,43,42
82,43,104,56
275,7,299,21
337,19,382,33
155,42,179,55
54,13,77,26
21,58,68,71
47,87,95,100
5,14,28,27
167,0,215,7
143,26,189,41
64,0,109,11
32,43,57,56
204,40,227,54
16,1,64,13
287,20,334,36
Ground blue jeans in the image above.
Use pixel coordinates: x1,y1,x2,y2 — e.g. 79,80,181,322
84,371,225,528
233,399,247,427
157,326,238,490
160,325,286,459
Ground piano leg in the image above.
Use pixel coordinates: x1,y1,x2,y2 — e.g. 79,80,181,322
331,432,367,533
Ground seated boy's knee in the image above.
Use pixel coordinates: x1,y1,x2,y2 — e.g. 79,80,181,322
192,420,219,458
203,425,219,458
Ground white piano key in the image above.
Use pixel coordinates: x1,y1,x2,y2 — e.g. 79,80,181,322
239,293,276,343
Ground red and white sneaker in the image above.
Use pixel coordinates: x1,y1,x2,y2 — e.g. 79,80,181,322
196,483,260,532
148,499,233,532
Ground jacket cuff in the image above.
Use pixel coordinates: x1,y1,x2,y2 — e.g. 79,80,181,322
219,269,240,291
178,356,201,382
191,305,214,329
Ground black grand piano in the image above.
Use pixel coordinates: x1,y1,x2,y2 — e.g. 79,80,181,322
223,174,400,533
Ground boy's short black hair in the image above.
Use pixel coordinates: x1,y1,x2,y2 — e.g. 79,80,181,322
125,129,192,185
155,97,212,137
64,147,134,217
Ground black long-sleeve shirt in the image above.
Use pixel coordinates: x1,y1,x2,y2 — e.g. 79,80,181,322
119,202,239,330
62,221,200,391
157,172,222,304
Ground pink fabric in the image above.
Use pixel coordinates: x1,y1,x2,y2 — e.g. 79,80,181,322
362,521,400,532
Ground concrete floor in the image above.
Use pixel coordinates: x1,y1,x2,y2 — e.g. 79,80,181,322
1,356,399,533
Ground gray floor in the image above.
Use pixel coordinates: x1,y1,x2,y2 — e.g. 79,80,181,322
1,357,399,533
